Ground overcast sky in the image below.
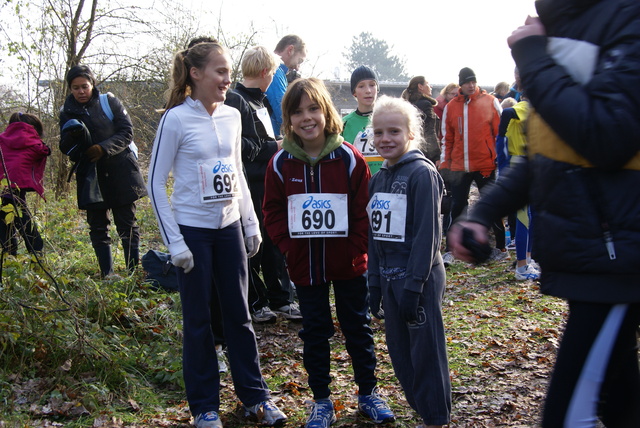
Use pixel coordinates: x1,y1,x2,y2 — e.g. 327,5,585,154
207,0,538,86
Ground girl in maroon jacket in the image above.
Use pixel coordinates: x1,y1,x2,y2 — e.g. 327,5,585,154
0,112,50,255
263,78,394,428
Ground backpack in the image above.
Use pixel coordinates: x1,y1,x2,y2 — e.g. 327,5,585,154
99,93,138,159
141,250,179,292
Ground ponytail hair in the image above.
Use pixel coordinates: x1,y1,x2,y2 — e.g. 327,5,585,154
164,42,225,111
401,76,427,104
9,112,44,137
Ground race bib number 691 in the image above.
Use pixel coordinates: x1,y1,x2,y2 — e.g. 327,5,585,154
367,192,407,242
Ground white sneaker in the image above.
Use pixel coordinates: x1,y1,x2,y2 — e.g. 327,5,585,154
442,251,455,267
194,411,223,428
489,248,510,262
274,302,303,321
515,264,540,281
251,306,277,324
244,399,287,426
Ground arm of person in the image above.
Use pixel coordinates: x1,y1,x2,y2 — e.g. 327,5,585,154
440,104,453,169
349,148,372,255
146,111,189,257
509,15,640,169
262,154,292,256
97,94,134,158
234,118,261,241
403,168,444,294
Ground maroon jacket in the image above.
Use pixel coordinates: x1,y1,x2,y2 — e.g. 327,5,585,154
263,140,370,286
0,122,50,198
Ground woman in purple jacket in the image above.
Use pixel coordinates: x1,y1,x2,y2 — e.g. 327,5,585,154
0,112,50,255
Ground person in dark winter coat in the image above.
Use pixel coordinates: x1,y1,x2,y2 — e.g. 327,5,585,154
59,64,146,278
401,76,440,163
449,1,640,426
0,113,50,255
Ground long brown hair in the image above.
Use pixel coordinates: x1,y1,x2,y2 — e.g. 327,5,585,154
165,42,225,110
281,78,343,146
401,76,427,104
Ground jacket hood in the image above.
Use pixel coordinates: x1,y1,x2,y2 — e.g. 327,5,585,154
536,0,602,32
1,122,42,149
381,149,428,170
282,133,344,166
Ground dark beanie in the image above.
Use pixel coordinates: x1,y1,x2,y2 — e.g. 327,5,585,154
458,67,476,85
350,65,378,94
66,64,96,88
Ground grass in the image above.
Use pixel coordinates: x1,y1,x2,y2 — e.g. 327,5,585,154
0,193,568,427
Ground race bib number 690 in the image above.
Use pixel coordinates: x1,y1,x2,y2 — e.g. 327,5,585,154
288,193,349,238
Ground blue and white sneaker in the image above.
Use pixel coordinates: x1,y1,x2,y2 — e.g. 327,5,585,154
194,411,222,428
515,264,540,281
306,399,336,428
244,399,287,426
358,388,395,424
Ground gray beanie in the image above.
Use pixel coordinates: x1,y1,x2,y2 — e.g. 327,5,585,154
350,65,378,94
458,67,476,86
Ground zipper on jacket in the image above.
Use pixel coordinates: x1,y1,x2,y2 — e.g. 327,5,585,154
310,165,315,183
602,224,616,260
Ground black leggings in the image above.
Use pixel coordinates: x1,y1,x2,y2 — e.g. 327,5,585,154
543,301,640,427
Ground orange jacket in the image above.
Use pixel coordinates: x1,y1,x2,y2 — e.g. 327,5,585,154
441,87,501,175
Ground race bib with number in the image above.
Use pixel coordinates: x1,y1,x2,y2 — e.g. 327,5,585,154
288,193,349,238
367,192,407,242
354,127,384,174
198,157,240,203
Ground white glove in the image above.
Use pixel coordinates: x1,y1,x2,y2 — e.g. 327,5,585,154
172,249,194,273
245,234,262,258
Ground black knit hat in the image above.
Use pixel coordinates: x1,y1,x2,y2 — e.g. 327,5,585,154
66,64,96,88
350,65,378,94
458,67,476,85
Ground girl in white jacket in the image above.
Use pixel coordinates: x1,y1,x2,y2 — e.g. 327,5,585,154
147,41,286,428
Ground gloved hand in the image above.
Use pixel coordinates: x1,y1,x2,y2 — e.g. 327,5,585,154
245,233,262,258
172,249,194,273
85,144,105,162
399,290,421,323
369,286,384,320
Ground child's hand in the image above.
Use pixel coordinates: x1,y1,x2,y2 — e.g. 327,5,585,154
399,290,420,323
369,287,384,320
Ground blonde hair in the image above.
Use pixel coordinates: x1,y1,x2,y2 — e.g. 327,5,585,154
281,78,343,145
372,95,423,151
494,81,510,95
501,97,517,109
440,82,460,97
241,46,279,79
165,42,226,110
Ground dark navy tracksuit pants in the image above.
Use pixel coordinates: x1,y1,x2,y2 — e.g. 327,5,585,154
177,222,270,417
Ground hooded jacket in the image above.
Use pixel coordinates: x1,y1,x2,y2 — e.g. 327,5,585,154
367,150,444,294
441,87,502,175
412,95,441,163
0,122,50,198
59,89,146,210
468,0,640,303
263,135,371,286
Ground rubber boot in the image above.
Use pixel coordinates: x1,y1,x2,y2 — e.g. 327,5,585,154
94,245,114,278
121,239,139,274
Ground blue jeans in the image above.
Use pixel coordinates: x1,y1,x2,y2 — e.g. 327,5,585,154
296,275,377,399
178,221,269,416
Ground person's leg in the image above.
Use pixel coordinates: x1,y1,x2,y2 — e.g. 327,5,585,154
0,196,17,255
333,275,377,395
475,172,506,250
12,190,44,255
246,183,271,313
296,282,334,400
596,303,640,427
112,203,139,273
177,225,220,417
543,301,640,428
87,208,113,277
445,171,473,252
211,221,270,407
